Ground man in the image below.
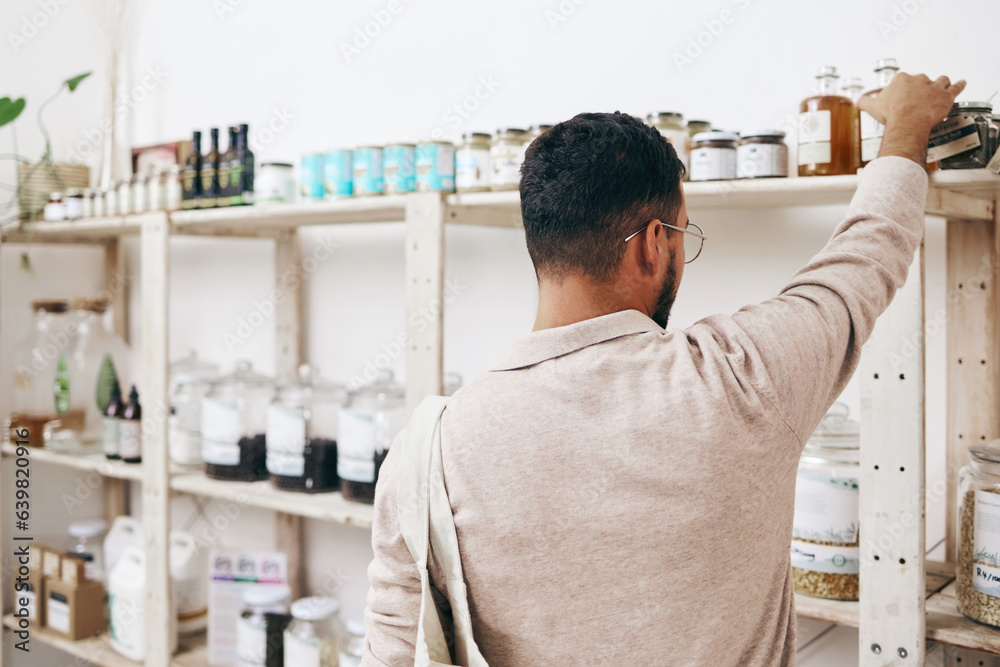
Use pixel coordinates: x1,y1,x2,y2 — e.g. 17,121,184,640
363,73,964,665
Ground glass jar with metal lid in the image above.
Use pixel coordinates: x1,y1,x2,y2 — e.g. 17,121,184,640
791,402,860,600
490,128,528,191
267,364,347,493
200,360,275,481
169,351,219,466
685,120,712,137
237,585,291,667
456,132,492,193
737,130,788,179
939,102,995,170
689,131,739,182
338,370,406,503
283,596,343,667
957,441,1000,627
648,112,690,176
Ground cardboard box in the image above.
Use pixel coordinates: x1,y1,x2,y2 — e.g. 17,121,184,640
12,568,45,627
42,550,61,578
45,578,106,640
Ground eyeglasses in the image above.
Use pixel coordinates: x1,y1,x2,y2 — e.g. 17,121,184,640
623,220,706,264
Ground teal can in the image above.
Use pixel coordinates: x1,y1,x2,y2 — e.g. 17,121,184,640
352,146,384,196
416,141,456,193
300,154,324,200
323,150,353,198
383,144,416,194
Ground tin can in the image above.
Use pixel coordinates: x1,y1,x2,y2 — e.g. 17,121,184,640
383,144,416,194
353,146,384,196
300,154,324,201
322,150,353,198
415,142,456,193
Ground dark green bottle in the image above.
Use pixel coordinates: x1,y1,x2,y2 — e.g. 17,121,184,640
200,128,221,208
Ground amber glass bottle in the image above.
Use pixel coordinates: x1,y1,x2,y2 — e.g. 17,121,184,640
798,67,855,176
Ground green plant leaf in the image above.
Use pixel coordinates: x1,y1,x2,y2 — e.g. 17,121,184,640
64,72,91,92
0,97,26,128
19,252,34,277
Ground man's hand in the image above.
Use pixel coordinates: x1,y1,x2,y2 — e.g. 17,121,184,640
857,72,966,167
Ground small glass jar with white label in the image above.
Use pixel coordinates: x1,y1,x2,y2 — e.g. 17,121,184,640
237,585,291,667
169,352,219,467
957,441,1000,627
338,370,406,504
284,597,343,667
201,360,275,481
267,364,347,493
791,402,860,600
737,130,788,179
455,132,492,193
689,132,738,182
490,128,528,191
67,519,107,582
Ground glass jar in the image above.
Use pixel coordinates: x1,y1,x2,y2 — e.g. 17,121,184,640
267,365,347,493
166,165,183,211
648,112,689,176
169,351,219,466
65,188,84,220
686,120,712,137
118,179,132,216
957,441,1000,627
133,174,148,214
257,162,296,203
148,170,166,212
94,188,106,218
939,102,995,170
490,128,528,191
689,132,739,182
455,132,492,193
236,585,291,667
283,597,342,667
201,361,275,481
70,298,131,447
44,191,66,221
737,130,789,179
791,402,860,600
339,618,365,667
105,185,118,217
83,188,95,218
338,370,406,503
67,519,107,582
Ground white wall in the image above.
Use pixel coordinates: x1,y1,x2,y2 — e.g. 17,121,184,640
3,0,999,663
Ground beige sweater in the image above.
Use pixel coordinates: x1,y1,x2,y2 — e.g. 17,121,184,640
363,157,928,666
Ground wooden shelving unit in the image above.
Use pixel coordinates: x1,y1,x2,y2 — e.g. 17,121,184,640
3,169,1000,666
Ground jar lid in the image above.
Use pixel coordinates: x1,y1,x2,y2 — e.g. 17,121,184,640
874,58,899,71
462,132,492,142
49,191,63,199
649,112,683,121
290,596,340,621
356,145,382,151
66,187,82,197
276,364,347,405
213,360,274,391
686,120,712,127
741,129,787,139
496,127,527,136
970,441,1000,465
243,584,291,607
68,519,108,538
261,161,293,168
385,142,416,149
808,402,860,448
72,297,109,313
350,369,404,400
346,617,365,636
171,350,220,384
954,101,993,112
692,131,739,144
530,124,553,133
32,299,69,313
816,66,839,78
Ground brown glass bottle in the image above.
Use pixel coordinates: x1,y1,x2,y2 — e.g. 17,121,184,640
120,385,142,464
798,66,855,177
201,128,221,208
182,131,203,210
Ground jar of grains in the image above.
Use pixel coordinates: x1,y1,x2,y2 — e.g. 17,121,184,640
791,402,860,600
957,441,1000,628
490,128,528,191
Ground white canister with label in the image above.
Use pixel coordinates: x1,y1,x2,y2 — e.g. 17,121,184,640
689,132,738,182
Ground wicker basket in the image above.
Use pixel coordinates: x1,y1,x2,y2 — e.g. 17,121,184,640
17,161,91,220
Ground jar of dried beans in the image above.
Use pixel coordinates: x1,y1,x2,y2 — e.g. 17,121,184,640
791,402,860,600
957,441,1000,628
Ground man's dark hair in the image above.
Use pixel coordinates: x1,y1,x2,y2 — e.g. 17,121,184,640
519,112,685,282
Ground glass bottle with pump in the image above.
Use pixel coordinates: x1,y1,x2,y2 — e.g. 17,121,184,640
182,131,203,209
201,128,221,208
859,59,900,168
798,66,855,176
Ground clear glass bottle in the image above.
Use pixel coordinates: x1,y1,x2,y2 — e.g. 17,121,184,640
798,66,855,176
70,297,131,446
791,402,860,600
267,365,347,493
338,370,406,503
67,519,108,582
339,618,365,667
283,597,343,667
858,58,899,168
957,441,1000,628
236,585,291,667
201,360,275,481
169,351,219,466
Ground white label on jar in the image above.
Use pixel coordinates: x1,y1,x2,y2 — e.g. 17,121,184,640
657,128,690,168
170,419,204,466
174,399,202,432
119,420,142,460
236,616,267,665
972,490,1000,597
797,110,833,165
266,405,306,454
48,594,71,633
202,441,241,466
284,632,322,666
23,589,36,621
790,539,859,574
103,416,121,457
267,450,305,477
490,144,523,187
202,398,241,444
859,110,884,163
793,474,859,544
737,143,788,178
927,115,981,163
456,147,491,190
689,147,736,181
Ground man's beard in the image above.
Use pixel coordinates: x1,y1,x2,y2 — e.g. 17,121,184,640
652,258,678,329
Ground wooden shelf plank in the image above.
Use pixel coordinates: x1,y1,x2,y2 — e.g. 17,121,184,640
1,615,206,666
169,473,374,528
1,442,145,482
